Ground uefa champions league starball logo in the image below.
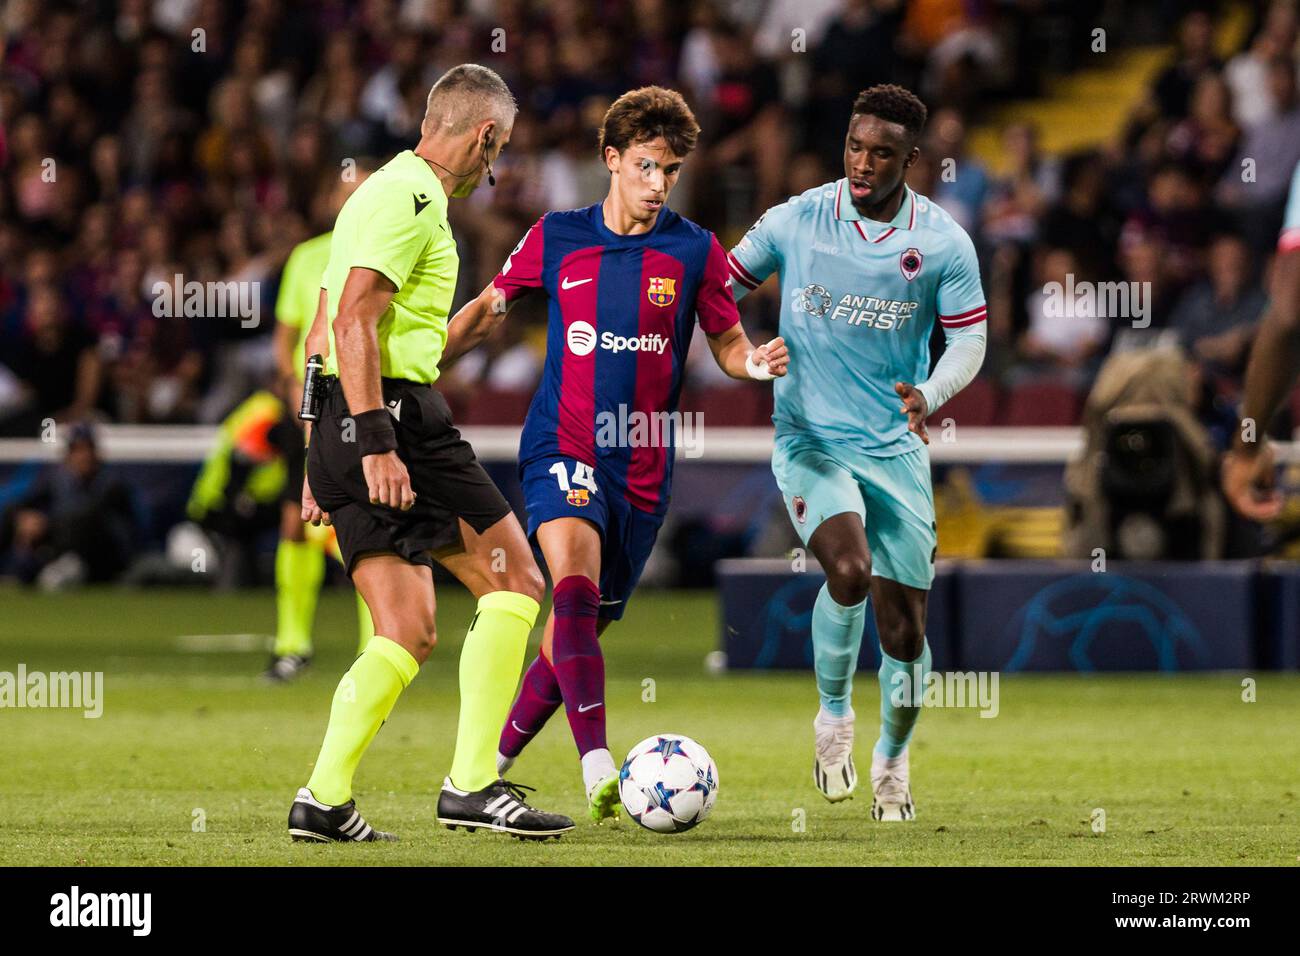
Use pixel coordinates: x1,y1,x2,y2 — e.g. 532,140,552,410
1006,576,1207,671
795,283,831,317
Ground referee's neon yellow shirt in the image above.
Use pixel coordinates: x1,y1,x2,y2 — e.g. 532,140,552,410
275,230,332,381
322,150,458,384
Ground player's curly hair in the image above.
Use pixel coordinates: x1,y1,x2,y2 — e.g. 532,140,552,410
851,84,928,141
598,86,701,160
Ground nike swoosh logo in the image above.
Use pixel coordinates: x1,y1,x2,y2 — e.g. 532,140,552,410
561,276,592,289
577,702,603,713
511,721,534,735
413,193,431,215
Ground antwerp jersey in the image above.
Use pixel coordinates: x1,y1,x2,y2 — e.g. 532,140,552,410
1281,160,1300,254
729,180,986,455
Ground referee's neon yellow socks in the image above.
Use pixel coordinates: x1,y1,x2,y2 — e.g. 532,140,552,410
273,539,324,657
304,592,538,803
306,635,419,806
449,591,540,792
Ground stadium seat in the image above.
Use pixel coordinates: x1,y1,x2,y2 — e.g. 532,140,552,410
679,385,770,427
997,381,1083,426
436,388,470,423
926,376,999,426
752,386,775,426
1287,385,1300,435
456,387,534,425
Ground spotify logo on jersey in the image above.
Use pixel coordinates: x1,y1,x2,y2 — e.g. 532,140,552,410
567,320,597,356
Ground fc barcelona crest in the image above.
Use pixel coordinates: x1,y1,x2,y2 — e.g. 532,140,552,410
900,247,923,281
566,489,590,507
647,276,676,307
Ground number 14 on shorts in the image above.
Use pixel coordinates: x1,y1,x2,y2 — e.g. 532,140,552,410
550,460,599,507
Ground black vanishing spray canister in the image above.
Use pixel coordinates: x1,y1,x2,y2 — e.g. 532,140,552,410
299,353,324,421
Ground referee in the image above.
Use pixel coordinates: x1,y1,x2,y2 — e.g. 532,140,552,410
265,163,375,682
287,65,573,842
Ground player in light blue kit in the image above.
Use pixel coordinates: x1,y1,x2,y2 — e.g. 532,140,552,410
727,85,987,821
1222,159,1300,520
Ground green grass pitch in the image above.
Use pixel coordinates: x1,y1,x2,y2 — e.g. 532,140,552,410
0,585,1297,866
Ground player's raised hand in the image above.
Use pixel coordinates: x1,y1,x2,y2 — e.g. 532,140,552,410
895,381,929,445
362,450,417,511
751,337,789,377
301,477,330,526
1222,442,1283,521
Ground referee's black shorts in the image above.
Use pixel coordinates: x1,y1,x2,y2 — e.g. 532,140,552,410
269,417,306,507
306,375,512,574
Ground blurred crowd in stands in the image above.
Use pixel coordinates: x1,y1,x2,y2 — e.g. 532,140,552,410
0,0,1296,441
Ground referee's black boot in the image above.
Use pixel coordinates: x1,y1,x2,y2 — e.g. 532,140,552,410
288,787,398,842
437,777,575,840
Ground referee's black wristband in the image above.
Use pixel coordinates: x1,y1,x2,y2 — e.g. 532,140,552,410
353,408,397,457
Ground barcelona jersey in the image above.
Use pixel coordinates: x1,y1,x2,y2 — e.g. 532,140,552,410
492,203,740,515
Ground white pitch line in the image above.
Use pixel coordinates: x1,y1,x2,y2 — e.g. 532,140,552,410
175,633,273,653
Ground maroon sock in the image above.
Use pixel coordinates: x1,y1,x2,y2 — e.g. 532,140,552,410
551,574,606,757
498,654,563,759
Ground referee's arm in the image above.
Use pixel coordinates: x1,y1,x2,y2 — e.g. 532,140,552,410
444,282,512,367
304,288,330,365
445,217,543,367
333,267,416,511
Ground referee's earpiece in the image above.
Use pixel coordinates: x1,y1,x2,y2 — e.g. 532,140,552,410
483,130,496,187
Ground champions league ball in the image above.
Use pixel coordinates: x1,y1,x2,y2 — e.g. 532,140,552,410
618,734,718,833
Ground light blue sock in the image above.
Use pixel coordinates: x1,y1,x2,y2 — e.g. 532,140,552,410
875,640,932,758
811,583,867,718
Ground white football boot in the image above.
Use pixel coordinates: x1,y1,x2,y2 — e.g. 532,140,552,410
870,748,916,821
812,707,858,802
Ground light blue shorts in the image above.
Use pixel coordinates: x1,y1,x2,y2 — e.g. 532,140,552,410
772,436,936,591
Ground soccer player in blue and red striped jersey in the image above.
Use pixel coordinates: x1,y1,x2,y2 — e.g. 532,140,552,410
445,86,787,822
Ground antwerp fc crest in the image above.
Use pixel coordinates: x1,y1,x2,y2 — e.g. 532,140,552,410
900,247,923,281
793,496,808,524
566,489,590,507
647,276,676,307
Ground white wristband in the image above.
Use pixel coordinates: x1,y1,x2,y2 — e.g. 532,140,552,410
745,340,778,381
